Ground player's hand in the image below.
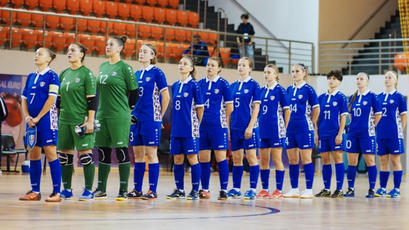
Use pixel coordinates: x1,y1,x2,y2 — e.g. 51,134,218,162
244,127,252,140
314,130,319,146
25,116,35,127
335,134,342,145
82,120,94,134
31,117,39,126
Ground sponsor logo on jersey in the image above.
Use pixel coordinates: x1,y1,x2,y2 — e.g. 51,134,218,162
146,77,151,82
298,95,303,99
390,99,394,104
75,78,80,83
117,141,123,145
46,140,53,143
333,101,338,106
184,92,189,97
82,143,89,147
218,145,225,148
188,149,194,152
112,72,117,76
363,101,368,105
244,89,249,94
40,82,45,87
214,89,219,94
270,96,275,101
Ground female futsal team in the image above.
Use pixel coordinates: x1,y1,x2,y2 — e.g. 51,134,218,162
18,36,407,202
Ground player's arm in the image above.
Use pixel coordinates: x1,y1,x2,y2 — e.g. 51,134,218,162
128,88,139,112
336,114,347,145
21,97,35,127
196,105,204,124
225,102,233,132
32,84,59,125
82,95,97,134
284,107,290,129
245,102,260,140
160,89,170,118
401,113,407,130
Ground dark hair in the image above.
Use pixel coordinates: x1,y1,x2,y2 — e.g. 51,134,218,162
181,56,196,79
39,47,56,66
71,42,87,62
327,70,343,82
193,34,201,40
239,57,253,69
207,57,223,73
241,14,249,19
111,35,127,53
141,43,157,64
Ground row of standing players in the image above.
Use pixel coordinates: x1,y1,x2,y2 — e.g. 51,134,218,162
18,36,407,202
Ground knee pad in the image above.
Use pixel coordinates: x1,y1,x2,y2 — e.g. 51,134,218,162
98,147,112,164
59,152,73,166
115,147,130,164
79,153,94,166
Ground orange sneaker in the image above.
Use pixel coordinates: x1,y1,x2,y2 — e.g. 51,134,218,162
45,192,62,202
19,190,41,201
271,189,284,198
257,190,271,198
199,190,211,199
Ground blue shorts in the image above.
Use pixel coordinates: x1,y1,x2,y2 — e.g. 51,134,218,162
170,137,199,155
346,135,376,154
36,129,58,147
286,130,314,149
377,138,404,155
199,127,228,150
318,135,345,153
230,129,259,151
129,121,161,146
259,138,284,149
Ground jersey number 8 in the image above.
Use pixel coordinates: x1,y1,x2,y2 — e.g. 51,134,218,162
175,100,181,110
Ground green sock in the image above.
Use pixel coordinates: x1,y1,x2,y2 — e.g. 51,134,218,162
61,164,73,190
118,162,130,193
97,162,110,193
83,163,95,191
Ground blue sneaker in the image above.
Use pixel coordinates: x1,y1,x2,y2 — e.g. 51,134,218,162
227,189,242,199
344,188,355,198
60,189,73,200
375,188,387,197
366,189,375,198
386,188,400,198
243,190,256,200
79,189,94,201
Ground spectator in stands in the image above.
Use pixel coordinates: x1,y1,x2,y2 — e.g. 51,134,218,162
236,14,255,63
183,34,209,66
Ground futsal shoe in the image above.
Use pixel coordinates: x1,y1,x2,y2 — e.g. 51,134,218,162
60,189,73,200
116,191,128,201
186,190,199,200
19,190,41,201
45,192,62,202
79,189,94,201
166,189,186,199
386,188,400,198
300,189,314,199
127,189,143,199
365,189,375,198
271,189,284,198
331,190,344,198
375,188,387,197
344,188,355,198
218,190,228,200
227,189,242,199
243,190,257,200
283,189,300,198
199,190,211,199
315,189,331,198
141,190,157,200
93,190,107,200
256,189,271,198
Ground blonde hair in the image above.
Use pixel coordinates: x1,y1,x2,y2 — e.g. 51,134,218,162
265,64,279,81
385,70,399,89
239,57,253,69
141,43,157,64
294,63,308,80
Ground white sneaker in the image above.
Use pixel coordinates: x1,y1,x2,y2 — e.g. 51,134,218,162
284,188,300,198
300,189,313,199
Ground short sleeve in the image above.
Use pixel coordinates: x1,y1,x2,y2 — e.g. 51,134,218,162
193,82,203,107
340,94,349,115
372,93,382,114
22,75,30,99
222,80,233,103
399,94,407,115
252,82,261,103
84,69,96,96
280,87,289,108
308,86,319,108
123,63,138,91
48,72,60,96
155,68,168,92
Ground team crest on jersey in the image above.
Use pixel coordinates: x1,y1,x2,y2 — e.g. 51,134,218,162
184,92,189,97
298,95,303,99
363,101,368,105
146,77,151,82
40,82,45,87
244,89,249,94
333,101,338,106
112,72,117,76
75,78,80,83
390,99,394,104
214,89,219,94
270,96,275,101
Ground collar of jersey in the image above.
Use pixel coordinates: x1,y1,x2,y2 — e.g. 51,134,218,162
293,81,306,89
180,75,193,84
326,89,339,96
238,76,251,83
142,64,154,71
357,89,370,96
383,89,396,95
265,82,278,90
206,75,220,83
36,67,51,76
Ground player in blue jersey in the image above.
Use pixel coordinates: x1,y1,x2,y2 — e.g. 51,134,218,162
19,48,62,202
166,56,204,200
345,72,381,198
128,43,170,200
227,57,261,200
197,57,233,200
315,70,348,198
284,64,319,199
257,64,290,199
375,71,407,198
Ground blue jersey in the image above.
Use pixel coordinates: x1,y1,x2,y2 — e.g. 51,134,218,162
198,75,232,128
230,77,261,131
348,90,381,137
318,90,349,137
287,82,319,133
259,83,289,139
132,65,168,122
376,90,407,139
171,76,203,138
22,67,60,131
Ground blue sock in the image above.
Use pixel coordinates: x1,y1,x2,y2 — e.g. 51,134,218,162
335,163,345,190
379,171,390,189
347,165,357,188
134,162,145,191
304,163,314,189
174,164,184,190
30,159,42,193
260,169,270,190
148,163,159,193
393,170,402,189
191,163,201,192
367,165,377,190
232,165,243,189
249,165,260,189
289,164,299,189
217,160,229,190
322,164,332,190
276,170,285,191
48,159,61,193
200,162,211,190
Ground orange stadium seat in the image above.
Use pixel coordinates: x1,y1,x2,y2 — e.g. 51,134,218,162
136,39,143,52
21,28,37,49
155,41,164,58
185,30,192,42
188,11,199,27
67,0,80,14
157,0,167,8
0,0,9,7
177,10,188,26
207,32,218,45
76,18,87,32
125,23,136,38
174,29,185,42
78,34,93,53
208,46,214,56
138,25,151,39
135,0,145,5
0,26,9,44
165,9,177,25
11,0,24,8
16,12,31,27
151,26,164,40
118,3,130,19
93,35,106,55
168,0,178,9
153,7,165,24
105,1,118,18
42,31,53,48
25,0,38,9
33,29,43,47
165,28,175,41
123,0,134,3
92,0,105,17
46,15,59,29
123,38,135,58
197,32,207,43
113,22,126,35
1,10,16,25
39,0,52,10
64,32,75,45
146,0,157,7
53,0,66,12
220,47,231,66
87,19,100,33
79,0,93,15
142,6,153,22
60,16,74,31
129,5,141,21
10,27,22,48
165,42,177,61
52,31,66,51
31,13,43,28
99,21,112,34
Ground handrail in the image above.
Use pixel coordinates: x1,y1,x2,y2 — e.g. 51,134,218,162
321,37,409,45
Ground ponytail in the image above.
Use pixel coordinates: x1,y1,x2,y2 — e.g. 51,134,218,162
348,90,358,111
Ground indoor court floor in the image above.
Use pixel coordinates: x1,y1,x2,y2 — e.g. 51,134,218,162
0,170,408,230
